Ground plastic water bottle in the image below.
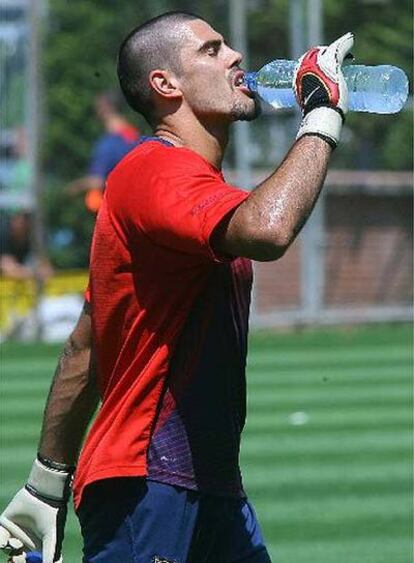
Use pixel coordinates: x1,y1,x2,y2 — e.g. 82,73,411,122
244,60,409,114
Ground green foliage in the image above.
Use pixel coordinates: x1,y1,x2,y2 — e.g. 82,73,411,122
381,110,413,169
322,0,413,170
248,1,291,68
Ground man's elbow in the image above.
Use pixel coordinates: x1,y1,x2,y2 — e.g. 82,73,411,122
215,213,296,262
247,234,291,262
227,225,293,261
239,206,303,261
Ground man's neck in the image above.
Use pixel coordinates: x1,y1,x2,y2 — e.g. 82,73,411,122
154,115,229,170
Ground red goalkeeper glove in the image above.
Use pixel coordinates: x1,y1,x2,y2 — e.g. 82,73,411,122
294,32,354,148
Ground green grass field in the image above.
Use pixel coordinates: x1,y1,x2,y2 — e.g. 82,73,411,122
1,324,412,562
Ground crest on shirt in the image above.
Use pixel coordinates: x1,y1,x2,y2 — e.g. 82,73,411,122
153,557,176,563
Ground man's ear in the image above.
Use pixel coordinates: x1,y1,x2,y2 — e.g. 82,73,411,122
149,70,182,100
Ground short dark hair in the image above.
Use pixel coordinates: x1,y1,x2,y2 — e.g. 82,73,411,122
117,11,203,124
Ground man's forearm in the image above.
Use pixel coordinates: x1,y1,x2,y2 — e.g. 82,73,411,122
38,305,99,466
221,135,331,261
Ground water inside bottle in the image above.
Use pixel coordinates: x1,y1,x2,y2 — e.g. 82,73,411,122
258,87,296,109
344,65,409,113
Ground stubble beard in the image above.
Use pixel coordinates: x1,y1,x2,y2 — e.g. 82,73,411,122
230,95,261,122
188,87,261,124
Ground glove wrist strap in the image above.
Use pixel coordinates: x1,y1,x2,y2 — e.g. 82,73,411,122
27,458,73,503
37,453,75,474
297,106,343,148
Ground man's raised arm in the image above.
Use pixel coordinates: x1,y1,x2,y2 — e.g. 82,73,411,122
214,33,354,262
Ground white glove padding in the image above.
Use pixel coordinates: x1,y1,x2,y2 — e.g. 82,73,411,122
0,458,72,563
294,32,354,148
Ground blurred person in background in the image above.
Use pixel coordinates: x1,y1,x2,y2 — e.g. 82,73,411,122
66,90,140,213
0,128,54,338
0,128,37,279
0,11,354,563
0,210,53,280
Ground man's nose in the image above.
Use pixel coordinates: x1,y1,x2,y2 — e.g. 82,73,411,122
227,45,243,67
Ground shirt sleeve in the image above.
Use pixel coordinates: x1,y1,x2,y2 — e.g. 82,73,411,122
120,148,249,262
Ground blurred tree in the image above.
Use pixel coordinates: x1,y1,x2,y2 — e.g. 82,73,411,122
322,0,413,170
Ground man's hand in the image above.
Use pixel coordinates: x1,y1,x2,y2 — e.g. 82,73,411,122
0,457,74,563
294,32,354,148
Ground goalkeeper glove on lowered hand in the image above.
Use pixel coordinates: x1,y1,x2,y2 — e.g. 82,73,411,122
294,32,354,148
0,456,74,563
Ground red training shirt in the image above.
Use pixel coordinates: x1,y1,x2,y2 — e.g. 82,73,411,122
73,139,252,509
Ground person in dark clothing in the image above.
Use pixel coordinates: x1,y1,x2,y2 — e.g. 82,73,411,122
66,90,140,213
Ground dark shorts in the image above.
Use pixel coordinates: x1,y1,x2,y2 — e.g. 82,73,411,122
77,478,272,563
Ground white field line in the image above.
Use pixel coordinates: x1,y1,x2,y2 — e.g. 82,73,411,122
1,454,409,491
0,382,411,417
247,383,410,407
1,405,410,444
244,407,412,430
2,374,409,397
1,366,410,397
240,428,411,456
241,460,410,487
2,345,411,375
0,396,46,413
1,358,56,373
2,412,411,451
0,429,410,469
0,378,51,394
246,365,411,385
247,345,411,366
265,535,411,562
253,492,411,524
1,424,43,441
0,383,409,417
248,379,411,395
